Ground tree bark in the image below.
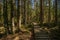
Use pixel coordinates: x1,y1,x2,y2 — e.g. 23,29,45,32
23,0,26,25
17,0,21,32
10,0,14,34
3,0,9,34
48,0,51,23
39,0,44,26
55,0,57,25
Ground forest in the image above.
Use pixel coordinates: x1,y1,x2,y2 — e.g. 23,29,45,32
0,0,60,40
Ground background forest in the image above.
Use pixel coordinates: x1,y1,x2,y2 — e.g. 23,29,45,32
0,0,60,40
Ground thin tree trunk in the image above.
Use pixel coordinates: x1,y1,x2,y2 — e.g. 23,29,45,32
39,0,44,26
48,0,51,24
3,0,9,34
10,0,14,34
0,4,1,25
19,8,21,32
17,0,20,32
25,0,28,26
23,0,26,25
27,0,29,24
27,0,32,24
55,0,57,25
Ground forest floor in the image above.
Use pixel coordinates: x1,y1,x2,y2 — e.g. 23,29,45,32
0,32,32,40
0,25,33,40
0,25,58,40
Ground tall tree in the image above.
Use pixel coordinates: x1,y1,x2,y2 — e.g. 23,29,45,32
48,0,51,24
0,4,1,24
3,0,9,34
39,0,44,26
27,0,32,24
10,0,15,34
0,3,4,27
23,0,26,25
27,0,30,24
55,0,57,25
17,0,21,32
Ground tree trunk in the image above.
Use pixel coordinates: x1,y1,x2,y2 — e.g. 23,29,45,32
17,0,21,32
39,0,44,26
3,0,9,35
23,0,26,25
48,0,51,24
55,0,57,25
10,0,14,34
